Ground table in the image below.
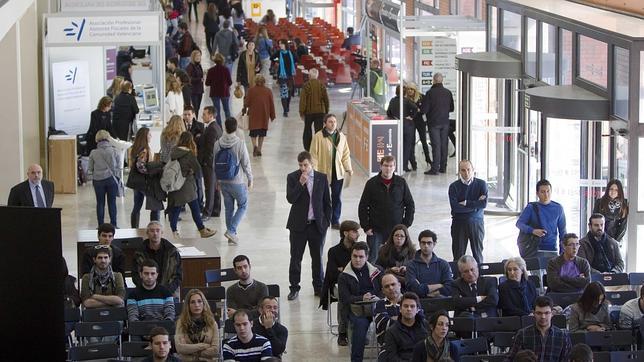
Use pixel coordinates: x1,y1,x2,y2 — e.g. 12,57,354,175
77,229,220,288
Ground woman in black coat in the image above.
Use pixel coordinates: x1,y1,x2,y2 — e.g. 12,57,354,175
111,81,139,141
86,96,114,152
236,40,261,91
498,257,537,316
387,85,419,171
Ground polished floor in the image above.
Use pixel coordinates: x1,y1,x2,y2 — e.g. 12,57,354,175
56,15,524,361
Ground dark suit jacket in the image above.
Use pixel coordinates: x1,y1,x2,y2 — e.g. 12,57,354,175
286,170,331,234
197,121,222,167
184,118,205,144
451,276,498,317
7,180,55,207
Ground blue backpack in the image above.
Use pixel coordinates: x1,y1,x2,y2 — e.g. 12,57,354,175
214,147,240,180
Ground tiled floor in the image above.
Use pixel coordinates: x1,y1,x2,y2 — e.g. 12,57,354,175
56,15,524,361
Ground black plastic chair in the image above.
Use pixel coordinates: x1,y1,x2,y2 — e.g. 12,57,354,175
420,297,455,313
548,292,582,308
267,284,280,298
591,273,630,287
180,286,226,301
82,307,127,322
478,262,505,276
450,317,476,333
475,316,521,333
610,350,644,361
451,336,489,356
128,320,176,340
492,332,515,349
448,262,459,278
628,272,644,288
74,321,123,345
521,314,566,329
606,290,637,306
121,341,152,358
68,343,119,361
65,307,81,322
204,268,239,286
460,355,507,362
593,351,611,362
585,330,633,351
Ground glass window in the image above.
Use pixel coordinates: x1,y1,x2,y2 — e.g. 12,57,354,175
541,23,556,85
502,10,521,52
489,6,497,52
640,51,644,123
560,29,573,85
458,0,477,17
639,138,644,211
525,18,537,78
613,47,629,120
579,35,608,88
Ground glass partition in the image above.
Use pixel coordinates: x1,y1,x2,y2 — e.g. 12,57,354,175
526,18,537,78
489,6,497,52
541,23,556,85
560,29,573,85
640,51,644,123
614,47,629,120
502,10,521,52
579,35,608,88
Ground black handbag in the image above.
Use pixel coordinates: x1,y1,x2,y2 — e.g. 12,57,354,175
517,202,543,259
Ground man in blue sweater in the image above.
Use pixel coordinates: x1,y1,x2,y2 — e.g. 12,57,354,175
516,179,566,255
405,229,453,298
448,160,488,263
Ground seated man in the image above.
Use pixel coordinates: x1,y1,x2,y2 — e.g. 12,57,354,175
133,221,183,296
378,292,427,362
374,273,402,346
80,223,125,276
127,259,175,322
338,241,383,362
578,214,624,274
546,233,591,293
570,343,593,362
319,219,360,346
80,246,126,308
226,255,269,318
223,309,273,361
452,255,498,318
252,296,288,358
142,326,180,362
507,296,571,361
405,229,452,298
619,284,644,329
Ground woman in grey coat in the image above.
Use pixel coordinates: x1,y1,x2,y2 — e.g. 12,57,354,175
88,130,122,227
168,132,217,239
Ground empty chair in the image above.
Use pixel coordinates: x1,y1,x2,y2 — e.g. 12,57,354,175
450,317,476,333
121,341,152,358
460,355,507,362
68,343,119,361
593,351,611,362
491,332,515,349
180,286,226,301
204,268,239,286
605,290,637,306
548,292,582,308
74,321,122,345
267,284,280,298
585,330,633,351
521,314,566,329
476,316,522,333
452,336,489,356
128,320,176,340
610,350,644,362
592,273,630,287
478,262,505,276
420,297,455,313
81,306,127,322
628,272,644,288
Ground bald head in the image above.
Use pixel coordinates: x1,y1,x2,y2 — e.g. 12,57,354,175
381,273,401,300
27,164,43,184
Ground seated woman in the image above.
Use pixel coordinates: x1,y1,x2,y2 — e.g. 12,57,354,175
412,310,456,361
175,289,220,361
376,224,416,288
498,256,537,316
569,281,612,332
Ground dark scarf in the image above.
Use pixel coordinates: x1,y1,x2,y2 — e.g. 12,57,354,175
88,265,115,294
424,334,449,360
187,318,207,343
507,278,531,314
589,232,614,272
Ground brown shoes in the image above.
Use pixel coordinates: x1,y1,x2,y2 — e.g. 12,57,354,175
199,227,217,238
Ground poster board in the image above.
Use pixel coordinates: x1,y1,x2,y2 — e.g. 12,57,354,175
418,36,457,117
51,60,92,135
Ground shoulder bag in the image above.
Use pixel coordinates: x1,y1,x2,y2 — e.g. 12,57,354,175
517,202,543,259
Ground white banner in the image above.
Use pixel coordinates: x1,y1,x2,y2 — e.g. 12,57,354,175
52,61,92,135
60,0,151,12
46,14,160,44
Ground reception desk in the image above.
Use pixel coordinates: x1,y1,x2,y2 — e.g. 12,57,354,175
345,99,399,175
77,228,220,288
48,135,78,194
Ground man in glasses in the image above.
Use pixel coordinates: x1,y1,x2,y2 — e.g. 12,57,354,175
80,223,125,277
405,229,453,298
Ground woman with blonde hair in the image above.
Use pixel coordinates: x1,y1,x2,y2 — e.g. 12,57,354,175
407,82,431,167
88,130,122,227
160,115,186,164
168,132,216,238
255,26,273,85
205,52,232,126
244,74,275,156
112,80,139,141
186,49,205,116
165,78,184,122
175,289,220,361
106,76,124,99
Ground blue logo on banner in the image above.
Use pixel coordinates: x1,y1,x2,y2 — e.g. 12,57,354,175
63,19,86,41
65,67,78,84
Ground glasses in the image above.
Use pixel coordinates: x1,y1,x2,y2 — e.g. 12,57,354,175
419,241,436,245
94,244,111,249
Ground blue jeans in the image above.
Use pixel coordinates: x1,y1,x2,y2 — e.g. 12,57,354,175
132,190,160,225
179,57,191,70
330,177,344,225
93,177,118,227
220,182,248,235
225,61,234,77
366,230,386,263
349,313,371,362
169,198,204,232
195,172,204,210
211,96,230,126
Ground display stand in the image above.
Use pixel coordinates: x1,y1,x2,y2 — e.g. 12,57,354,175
48,135,78,194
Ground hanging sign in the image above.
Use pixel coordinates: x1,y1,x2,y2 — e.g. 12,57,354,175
60,0,150,12
380,1,400,33
46,14,160,45
52,61,92,135
251,2,262,17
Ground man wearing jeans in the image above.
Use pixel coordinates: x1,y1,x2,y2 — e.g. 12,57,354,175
422,72,454,175
213,117,252,245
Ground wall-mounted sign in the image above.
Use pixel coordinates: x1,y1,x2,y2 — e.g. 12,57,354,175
52,60,91,135
418,37,457,93
251,2,262,17
105,47,116,81
46,14,160,45
60,0,151,12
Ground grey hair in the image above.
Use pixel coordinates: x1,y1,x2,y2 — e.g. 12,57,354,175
309,68,319,79
433,72,443,84
457,255,477,269
504,257,528,280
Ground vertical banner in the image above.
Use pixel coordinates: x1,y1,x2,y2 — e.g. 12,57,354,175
371,121,398,174
52,61,91,135
419,37,457,116
105,47,117,82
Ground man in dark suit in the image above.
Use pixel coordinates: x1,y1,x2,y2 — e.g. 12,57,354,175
286,151,332,300
451,255,498,318
7,164,54,207
197,106,222,219
421,72,454,175
182,105,205,143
